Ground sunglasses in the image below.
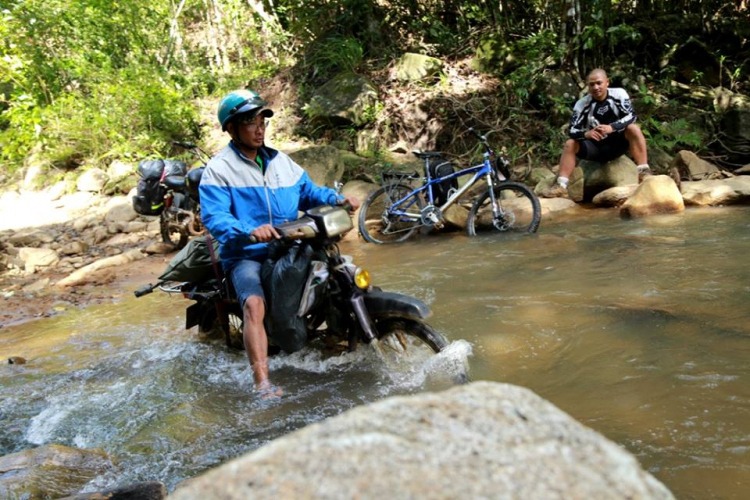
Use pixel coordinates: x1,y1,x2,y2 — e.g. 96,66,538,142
236,115,268,129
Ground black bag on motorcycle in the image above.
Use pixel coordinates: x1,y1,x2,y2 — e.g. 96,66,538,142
427,156,458,205
158,236,220,283
261,242,317,354
132,160,188,216
133,160,166,216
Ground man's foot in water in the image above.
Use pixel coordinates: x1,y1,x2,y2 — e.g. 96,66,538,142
256,380,283,400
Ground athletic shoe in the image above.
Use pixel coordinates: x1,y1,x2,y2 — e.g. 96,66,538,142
638,167,653,183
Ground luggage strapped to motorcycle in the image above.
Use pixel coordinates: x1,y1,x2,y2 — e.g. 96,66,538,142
204,232,233,347
204,233,223,282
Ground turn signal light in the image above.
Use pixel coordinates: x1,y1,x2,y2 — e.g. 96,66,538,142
354,268,371,289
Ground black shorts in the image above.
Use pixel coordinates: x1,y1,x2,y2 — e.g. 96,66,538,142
576,134,630,163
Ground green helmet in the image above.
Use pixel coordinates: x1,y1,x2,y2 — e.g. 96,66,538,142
217,89,274,131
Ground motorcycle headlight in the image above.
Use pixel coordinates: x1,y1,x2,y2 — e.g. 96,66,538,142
306,205,353,238
354,267,371,289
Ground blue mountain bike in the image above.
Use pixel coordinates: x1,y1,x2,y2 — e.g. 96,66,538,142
359,128,542,244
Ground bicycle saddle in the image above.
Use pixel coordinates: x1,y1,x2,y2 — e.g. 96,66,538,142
412,150,444,159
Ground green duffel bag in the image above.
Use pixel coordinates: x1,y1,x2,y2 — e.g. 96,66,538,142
159,236,221,283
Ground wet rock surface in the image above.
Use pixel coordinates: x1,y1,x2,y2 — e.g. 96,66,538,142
169,382,674,500
0,444,112,499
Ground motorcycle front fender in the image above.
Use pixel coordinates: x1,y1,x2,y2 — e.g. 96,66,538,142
362,290,432,322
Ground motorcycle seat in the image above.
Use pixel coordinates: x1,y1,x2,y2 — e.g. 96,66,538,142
164,175,187,191
187,167,205,202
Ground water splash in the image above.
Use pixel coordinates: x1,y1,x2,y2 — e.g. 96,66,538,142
268,347,369,373
370,339,473,392
26,401,72,445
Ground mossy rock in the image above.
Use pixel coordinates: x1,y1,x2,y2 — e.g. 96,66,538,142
305,72,379,127
470,33,520,75
395,53,444,82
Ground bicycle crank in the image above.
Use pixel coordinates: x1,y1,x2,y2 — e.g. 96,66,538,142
420,206,444,229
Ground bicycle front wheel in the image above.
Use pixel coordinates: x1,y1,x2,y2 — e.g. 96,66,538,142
467,181,541,236
359,183,424,244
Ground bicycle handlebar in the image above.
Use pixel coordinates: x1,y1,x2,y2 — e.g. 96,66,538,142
468,127,493,155
173,140,211,165
468,127,487,143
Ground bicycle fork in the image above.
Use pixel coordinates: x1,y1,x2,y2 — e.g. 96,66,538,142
485,172,502,220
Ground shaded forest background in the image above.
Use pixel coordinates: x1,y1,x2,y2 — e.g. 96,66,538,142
1,0,749,185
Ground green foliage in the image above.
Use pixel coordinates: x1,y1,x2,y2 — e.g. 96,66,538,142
642,118,703,152
360,102,384,125
1,69,199,171
308,36,364,79
505,30,563,103
0,0,284,175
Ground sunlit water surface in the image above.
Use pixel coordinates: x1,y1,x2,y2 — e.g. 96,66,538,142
2,206,750,499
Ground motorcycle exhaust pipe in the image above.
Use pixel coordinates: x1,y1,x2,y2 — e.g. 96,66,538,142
184,210,204,237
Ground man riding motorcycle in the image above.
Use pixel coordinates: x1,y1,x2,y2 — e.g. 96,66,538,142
199,90,359,397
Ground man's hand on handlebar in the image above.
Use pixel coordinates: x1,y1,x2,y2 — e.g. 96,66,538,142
338,196,360,211
250,224,281,243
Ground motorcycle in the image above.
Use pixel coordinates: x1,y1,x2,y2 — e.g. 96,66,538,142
134,201,449,362
132,141,209,250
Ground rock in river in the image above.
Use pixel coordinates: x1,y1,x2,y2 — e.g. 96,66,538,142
170,381,673,500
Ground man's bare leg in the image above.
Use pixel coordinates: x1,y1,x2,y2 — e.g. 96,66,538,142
624,124,651,181
541,139,581,198
558,138,580,181
243,296,281,397
624,124,648,165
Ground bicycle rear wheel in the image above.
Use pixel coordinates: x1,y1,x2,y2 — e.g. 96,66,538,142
467,181,541,236
359,183,424,244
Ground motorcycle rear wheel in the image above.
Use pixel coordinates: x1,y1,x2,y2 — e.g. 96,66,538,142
160,212,189,250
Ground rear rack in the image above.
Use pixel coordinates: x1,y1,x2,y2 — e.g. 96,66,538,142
381,170,421,183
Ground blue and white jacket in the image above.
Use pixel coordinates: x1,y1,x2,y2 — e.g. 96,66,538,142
199,143,342,267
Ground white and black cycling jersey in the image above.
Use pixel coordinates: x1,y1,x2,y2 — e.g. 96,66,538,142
568,88,636,140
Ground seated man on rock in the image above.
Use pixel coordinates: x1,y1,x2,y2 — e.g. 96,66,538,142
542,68,652,198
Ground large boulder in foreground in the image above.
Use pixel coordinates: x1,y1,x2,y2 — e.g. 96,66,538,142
620,175,684,218
170,382,673,500
0,444,111,499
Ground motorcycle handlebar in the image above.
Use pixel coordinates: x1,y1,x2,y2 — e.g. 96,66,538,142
134,283,157,298
247,202,354,244
339,200,354,213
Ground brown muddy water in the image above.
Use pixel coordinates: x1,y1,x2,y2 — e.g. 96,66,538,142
2,206,750,499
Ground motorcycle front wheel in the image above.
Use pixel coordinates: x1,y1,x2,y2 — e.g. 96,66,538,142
374,317,447,355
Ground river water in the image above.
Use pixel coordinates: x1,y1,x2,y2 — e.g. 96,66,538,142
2,206,750,499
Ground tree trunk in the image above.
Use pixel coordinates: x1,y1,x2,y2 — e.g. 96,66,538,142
163,0,188,68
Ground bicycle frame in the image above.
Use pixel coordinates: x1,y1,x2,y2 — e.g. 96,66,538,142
386,152,503,222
